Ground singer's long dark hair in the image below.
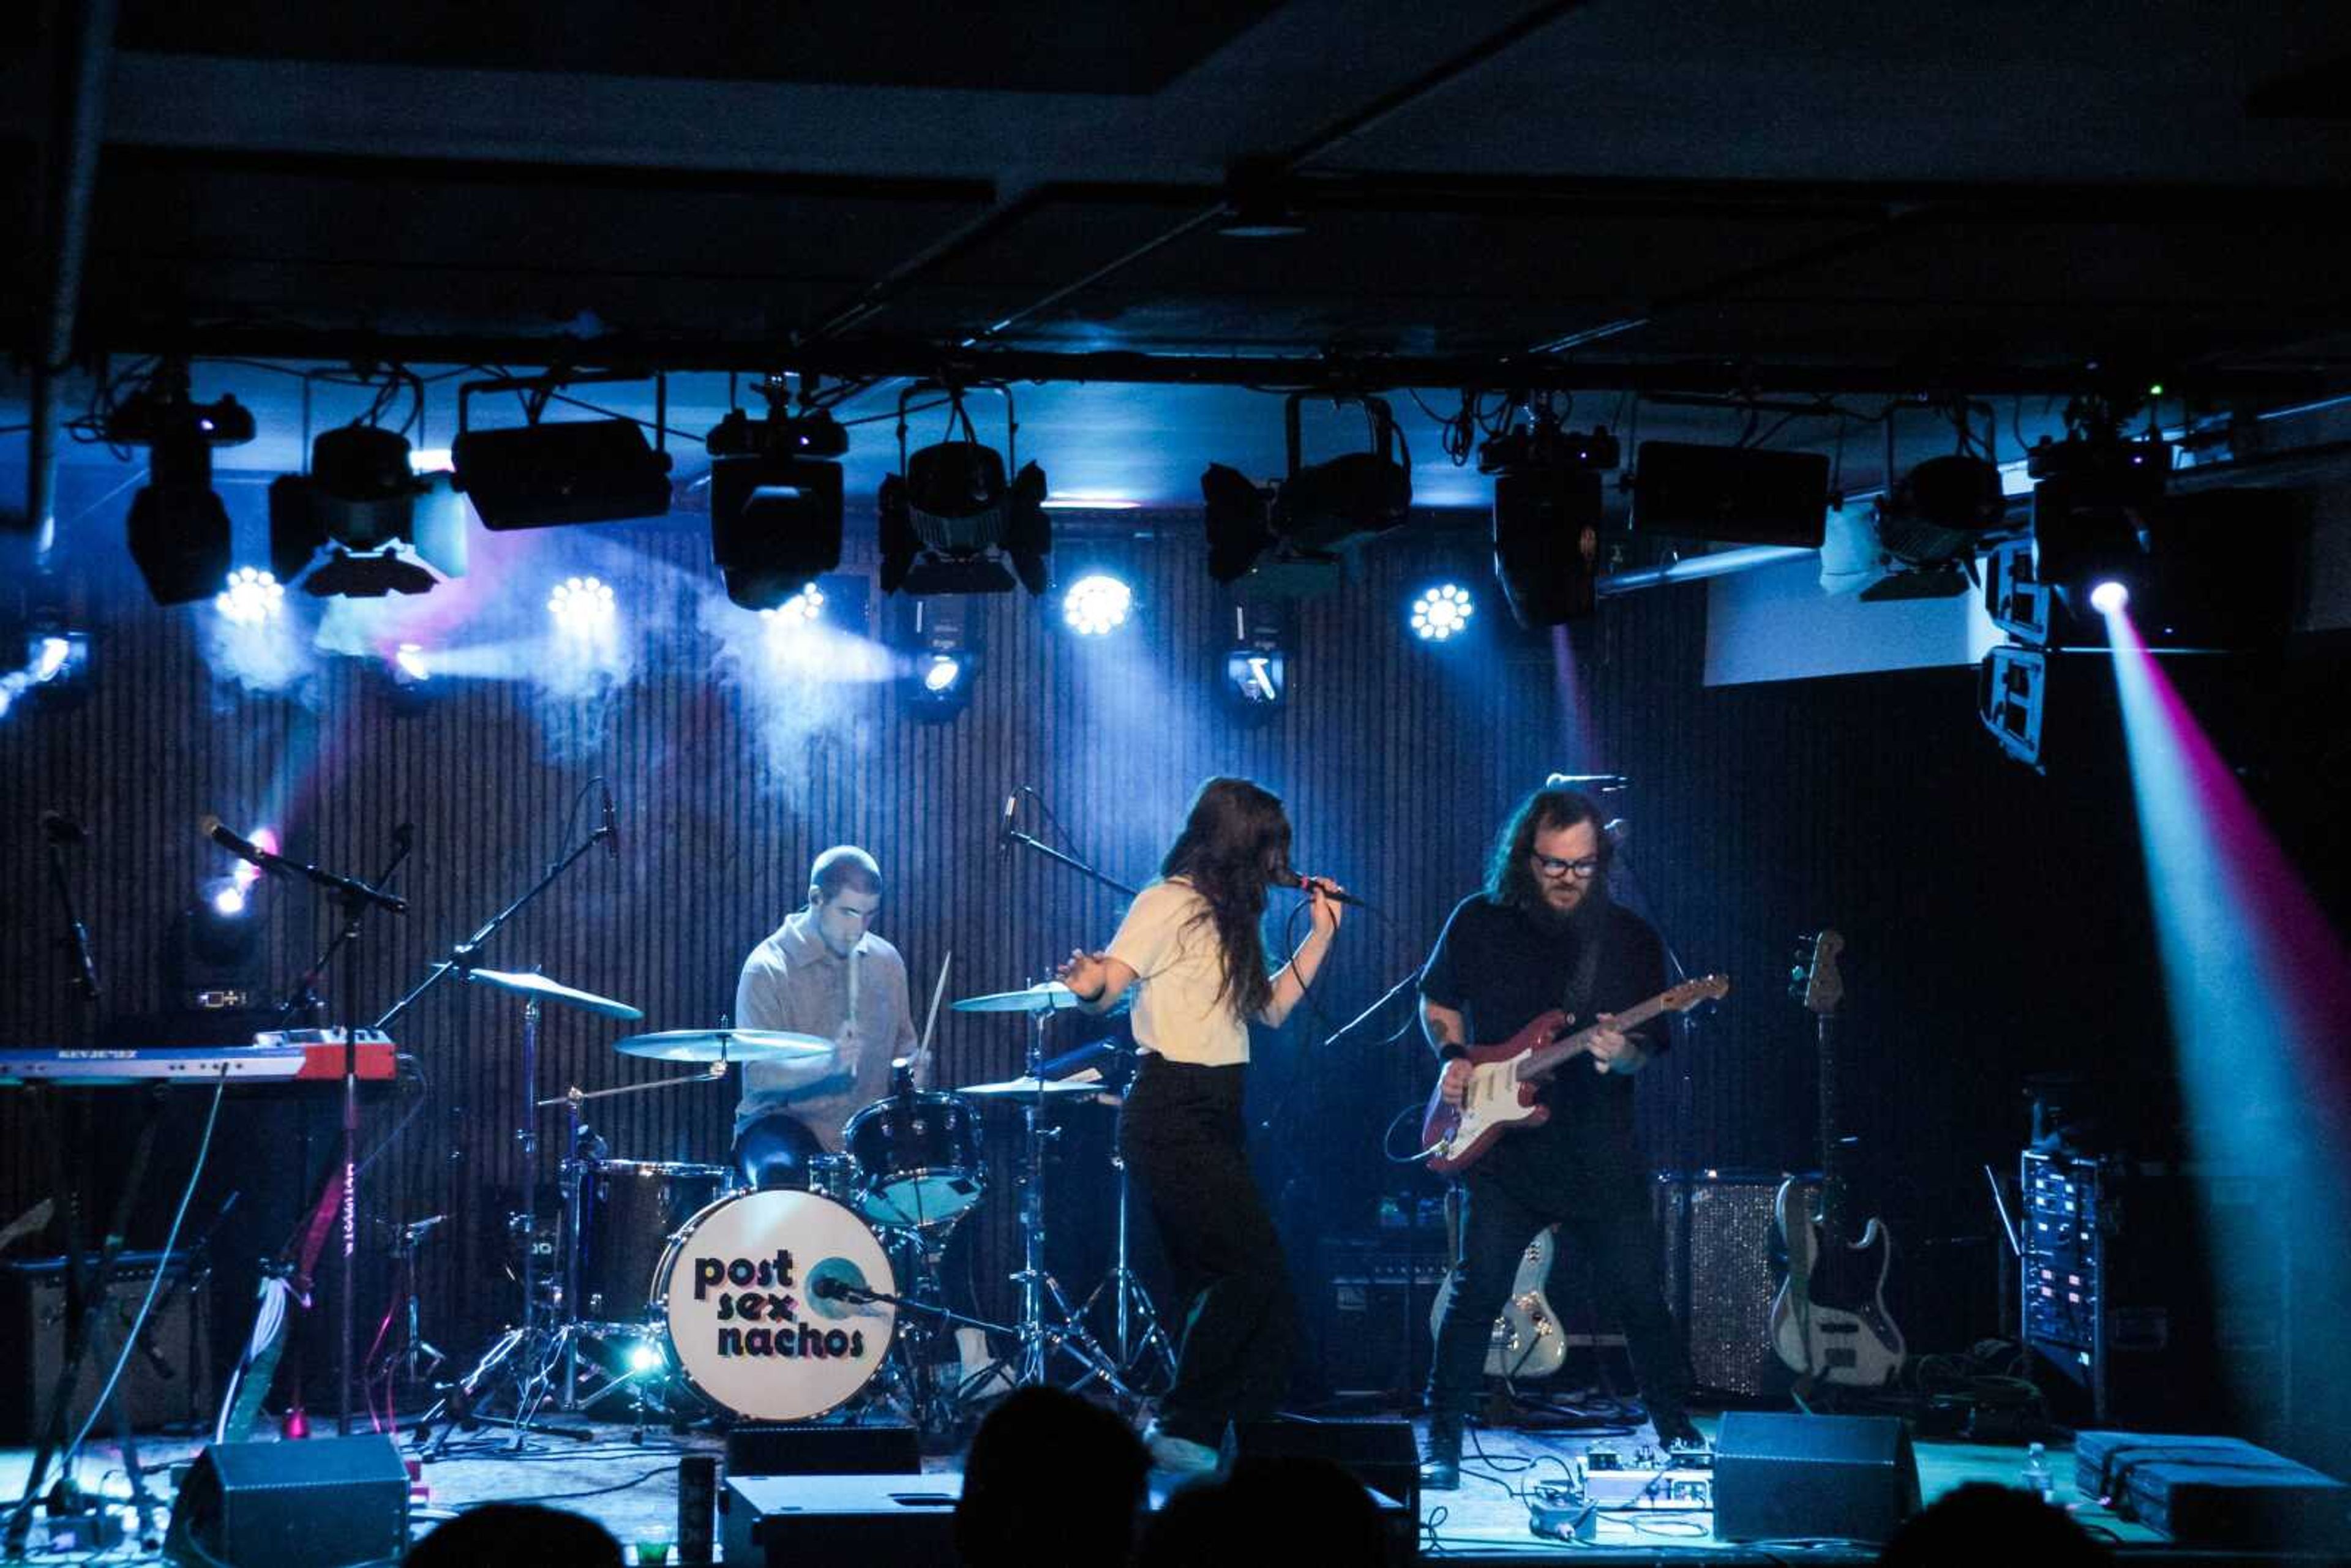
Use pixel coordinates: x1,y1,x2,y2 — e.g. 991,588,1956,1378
1486,787,1610,911
1158,776,1291,1021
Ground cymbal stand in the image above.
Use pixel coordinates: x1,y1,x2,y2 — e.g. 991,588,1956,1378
414,994,591,1452
1000,1002,1134,1397
1071,1111,1176,1400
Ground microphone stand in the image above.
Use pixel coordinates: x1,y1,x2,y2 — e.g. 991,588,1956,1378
373,817,613,1032
1002,827,1138,901
43,825,100,1017
282,830,413,1026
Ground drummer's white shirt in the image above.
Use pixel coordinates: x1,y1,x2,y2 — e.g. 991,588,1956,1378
1106,877,1252,1067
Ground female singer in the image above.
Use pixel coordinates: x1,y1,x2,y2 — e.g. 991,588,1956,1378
1058,776,1344,1473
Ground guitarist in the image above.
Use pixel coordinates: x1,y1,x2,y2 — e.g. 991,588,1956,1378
1418,787,1698,1488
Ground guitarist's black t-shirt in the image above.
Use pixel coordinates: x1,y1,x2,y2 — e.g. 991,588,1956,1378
1419,892,1670,1180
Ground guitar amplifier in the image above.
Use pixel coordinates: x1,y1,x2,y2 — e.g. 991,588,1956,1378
1655,1172,1815,1398
1,1251,214,1441
1316,1234,1450,1395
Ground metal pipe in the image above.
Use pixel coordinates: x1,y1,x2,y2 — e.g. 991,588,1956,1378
18,0,119,552
1596,544,1814,597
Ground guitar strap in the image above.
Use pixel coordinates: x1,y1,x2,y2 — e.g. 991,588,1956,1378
1560,917,1607,1026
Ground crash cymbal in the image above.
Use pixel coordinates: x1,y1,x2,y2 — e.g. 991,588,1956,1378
956,1073,1111,1099
950,981,1082,1014
612,1028,831,1063
465,967,644,1021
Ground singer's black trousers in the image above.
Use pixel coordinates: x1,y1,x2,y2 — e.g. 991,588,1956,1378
1119,1054,1297,1446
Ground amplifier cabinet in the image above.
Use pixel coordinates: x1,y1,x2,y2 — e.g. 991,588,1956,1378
1655,1172,1815,1398
0,1251,212,1442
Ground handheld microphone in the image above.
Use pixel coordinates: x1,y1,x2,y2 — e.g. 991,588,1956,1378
39,809,86,846
201,815,276,874
599,782,618,860
1272,866,1370,909
998,791,1019,855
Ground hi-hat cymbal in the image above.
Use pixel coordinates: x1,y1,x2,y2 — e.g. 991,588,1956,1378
466,968,644,1021
950,981,1082,1014
956,1073,1111,1100
612,1027,831,1063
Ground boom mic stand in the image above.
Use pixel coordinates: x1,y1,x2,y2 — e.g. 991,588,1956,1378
381,803,613,1449
237,825,410,1437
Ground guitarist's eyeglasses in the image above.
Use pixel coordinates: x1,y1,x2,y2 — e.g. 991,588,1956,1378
1532,853,1603,879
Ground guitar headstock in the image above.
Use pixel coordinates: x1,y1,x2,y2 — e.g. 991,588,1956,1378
1662,973,1731,1013
1791,930,1845,1015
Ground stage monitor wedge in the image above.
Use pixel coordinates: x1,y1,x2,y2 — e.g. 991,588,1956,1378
163,1435,408,1568
1713,1411,1920,1543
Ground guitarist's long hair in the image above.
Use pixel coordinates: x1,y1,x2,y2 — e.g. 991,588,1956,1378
1485,786,1610,912
1158,776,1290,1021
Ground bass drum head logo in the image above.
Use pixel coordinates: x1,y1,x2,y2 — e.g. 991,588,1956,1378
656,1188,896,1421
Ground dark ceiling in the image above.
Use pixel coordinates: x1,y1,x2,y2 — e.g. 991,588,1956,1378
5,0,2351,403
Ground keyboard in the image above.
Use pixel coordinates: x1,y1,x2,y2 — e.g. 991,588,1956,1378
0,1034,402,1084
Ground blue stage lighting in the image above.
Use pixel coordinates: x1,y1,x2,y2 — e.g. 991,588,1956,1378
1062,573,1134,636
1410,583,1475,642
2090,579,2129,615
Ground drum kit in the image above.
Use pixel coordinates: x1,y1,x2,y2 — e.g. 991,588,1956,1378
419,967,1175,1451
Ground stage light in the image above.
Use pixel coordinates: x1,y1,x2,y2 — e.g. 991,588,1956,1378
1201,392,1410,596
2090,580,2130,615
211,882,247,918
1218,598,1291,724
270,425,467,598
453,417,673,531
1062,573,1133,637
892,595,980,721
214,568,287,626
548,575,617,637
1856,452,2012,601
1632,441,1830,549
1482,411,1616,627
877,385,1049,597
706,393,847,611
1411,583,1475,642
627,1340,665,1373
775,583,826,625
394,643,430,682
113,363,255,606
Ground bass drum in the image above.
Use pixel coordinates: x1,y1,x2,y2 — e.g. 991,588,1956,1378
653,1188,897,1422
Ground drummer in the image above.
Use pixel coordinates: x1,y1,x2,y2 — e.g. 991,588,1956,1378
732,845,920,1189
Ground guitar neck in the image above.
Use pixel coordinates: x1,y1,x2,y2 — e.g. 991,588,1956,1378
1521,991,1676,1081
1817,1012,1847,1241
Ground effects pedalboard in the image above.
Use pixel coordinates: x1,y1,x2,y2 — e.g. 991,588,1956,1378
1526,1441,1715,1544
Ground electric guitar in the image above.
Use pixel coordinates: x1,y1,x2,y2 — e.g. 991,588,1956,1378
1421,975,1731,1178
1768,930,1906,1388
1428,1225,1569,1380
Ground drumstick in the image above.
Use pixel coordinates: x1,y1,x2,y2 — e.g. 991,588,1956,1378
913,951,952,1078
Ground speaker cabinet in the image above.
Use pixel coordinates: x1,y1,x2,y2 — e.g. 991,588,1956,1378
725,1422,921,1477
1713,1412,1921,1543
1,1251,213,1442
163,1436,409,1568
1654,1173,1813,1398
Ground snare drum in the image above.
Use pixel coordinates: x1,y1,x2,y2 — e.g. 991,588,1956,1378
653,1188,896,1422
566,1159,732,1326
806,1152,860,1207
842,1090,986,1229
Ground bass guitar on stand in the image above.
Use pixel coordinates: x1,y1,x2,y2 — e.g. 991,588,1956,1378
1769,929,1905,1390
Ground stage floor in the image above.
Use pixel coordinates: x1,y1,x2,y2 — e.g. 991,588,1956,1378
0,1412,2252,1564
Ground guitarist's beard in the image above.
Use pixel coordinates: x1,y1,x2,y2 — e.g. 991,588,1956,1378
1526,880,1608,937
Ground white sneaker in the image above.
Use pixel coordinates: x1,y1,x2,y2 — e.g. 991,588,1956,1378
1141,1420,1221,1476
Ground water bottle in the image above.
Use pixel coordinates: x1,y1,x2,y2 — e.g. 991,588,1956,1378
2020,1441,2058,1505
